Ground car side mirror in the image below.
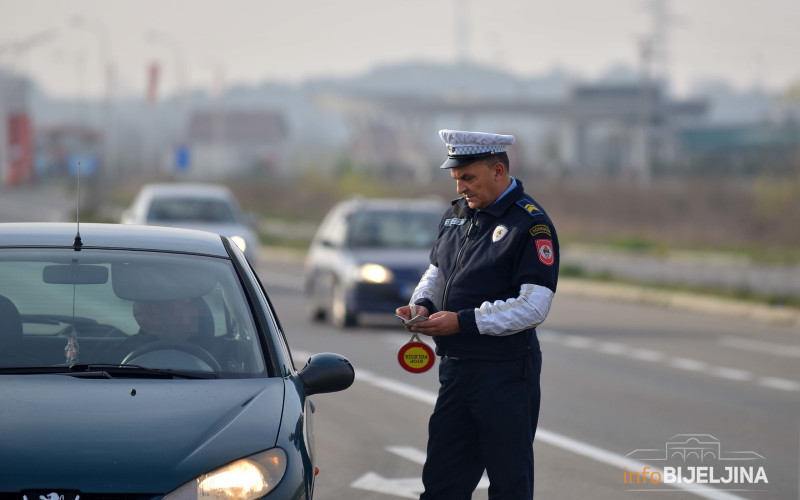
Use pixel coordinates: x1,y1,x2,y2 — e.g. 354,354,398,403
298,352,355,396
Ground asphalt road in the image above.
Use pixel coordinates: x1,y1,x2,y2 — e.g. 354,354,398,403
3,185,797,498
257,256,800,500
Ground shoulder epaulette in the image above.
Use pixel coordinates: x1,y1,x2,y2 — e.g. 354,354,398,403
516,198,543,217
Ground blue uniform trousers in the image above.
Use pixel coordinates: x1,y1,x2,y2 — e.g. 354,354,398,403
420,350,542,499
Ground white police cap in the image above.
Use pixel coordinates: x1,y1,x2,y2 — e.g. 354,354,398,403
439,129,515,169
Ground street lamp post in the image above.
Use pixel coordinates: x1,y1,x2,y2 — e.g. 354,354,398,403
201,56,226,177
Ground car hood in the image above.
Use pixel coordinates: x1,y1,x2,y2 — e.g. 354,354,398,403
0,375,286,493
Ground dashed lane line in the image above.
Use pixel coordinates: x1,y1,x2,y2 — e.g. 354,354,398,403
709,366,753,381
719,336,800,358
758,377,800,392
294,348,749,500
537,329,799,392
669,357,708,372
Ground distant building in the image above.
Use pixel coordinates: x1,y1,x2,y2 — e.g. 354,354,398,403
554,84,707,176
184,109,290,179
34,124,103,180
675,121,800,175
315,83,709,179
0,74,34,186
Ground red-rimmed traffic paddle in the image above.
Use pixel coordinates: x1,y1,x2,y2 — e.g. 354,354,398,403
398,333,435,373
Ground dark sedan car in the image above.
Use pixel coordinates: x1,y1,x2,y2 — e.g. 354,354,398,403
0,223,354,499
304,198,445,328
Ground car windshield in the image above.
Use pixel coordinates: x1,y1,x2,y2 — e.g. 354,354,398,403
347,209,441,249
0,249,266,377
147,197,237,223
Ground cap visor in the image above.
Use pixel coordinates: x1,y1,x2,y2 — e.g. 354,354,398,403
440,153,495,169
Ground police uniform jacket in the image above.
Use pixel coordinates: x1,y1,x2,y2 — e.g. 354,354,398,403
411,180,559,361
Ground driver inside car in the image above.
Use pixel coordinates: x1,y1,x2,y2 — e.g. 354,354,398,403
132,299,207,342
108,297,227,369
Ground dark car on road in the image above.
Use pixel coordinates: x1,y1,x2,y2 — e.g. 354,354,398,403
304,198,445,328
0,222,354,499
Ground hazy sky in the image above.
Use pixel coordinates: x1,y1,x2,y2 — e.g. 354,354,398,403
1,0,798,100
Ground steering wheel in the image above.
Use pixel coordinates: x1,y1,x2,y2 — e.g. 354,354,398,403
121,340,222,372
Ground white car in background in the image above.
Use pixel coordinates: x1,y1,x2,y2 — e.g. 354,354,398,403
121,183,261,262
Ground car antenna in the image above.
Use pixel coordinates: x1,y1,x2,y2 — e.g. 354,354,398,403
73,161,82,250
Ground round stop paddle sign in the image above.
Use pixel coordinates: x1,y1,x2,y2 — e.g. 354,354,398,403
398,335,435,373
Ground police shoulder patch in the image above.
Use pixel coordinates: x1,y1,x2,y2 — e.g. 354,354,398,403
529,223,551,238
516,199,543,217
535,239,555,266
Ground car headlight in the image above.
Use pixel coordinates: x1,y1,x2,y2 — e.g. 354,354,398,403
164,448,287,500
230,236,247,253
359,264,393,284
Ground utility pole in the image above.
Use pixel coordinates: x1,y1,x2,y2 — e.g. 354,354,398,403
633,0,677,184
455,0,470,65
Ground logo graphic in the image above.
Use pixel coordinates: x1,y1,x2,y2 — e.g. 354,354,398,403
23,493,80,500
492,225,509,242
627,434,764,463
623,434,767,492
535,239,554,266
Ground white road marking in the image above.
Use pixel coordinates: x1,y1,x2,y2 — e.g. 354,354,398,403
351,446,486,497
597,341,630,355
758,377,800,391
347,363,749,500
562,335,594,349
628,348,666,362
669,357,708,372
538,331,797,392
720,337,800,358
356,370,438,405
296,349,750,499
386,446,427,465
536,329,560,342
710,366,753,381
350,472,421,499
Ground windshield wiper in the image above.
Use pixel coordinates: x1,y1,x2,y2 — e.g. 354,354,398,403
70,364,219,379
0,364,218,379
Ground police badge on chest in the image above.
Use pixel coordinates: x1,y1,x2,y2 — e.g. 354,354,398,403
492,225,509,242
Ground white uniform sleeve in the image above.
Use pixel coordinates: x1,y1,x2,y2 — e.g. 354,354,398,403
474,283,554,336
410,264,439,305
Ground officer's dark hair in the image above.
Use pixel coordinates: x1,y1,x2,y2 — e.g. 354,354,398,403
484,152,510,173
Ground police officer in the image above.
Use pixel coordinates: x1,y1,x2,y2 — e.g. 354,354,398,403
396,130,559,499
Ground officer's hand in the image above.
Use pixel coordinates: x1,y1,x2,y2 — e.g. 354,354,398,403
411,311,459,336
395,305,430,332
395,305,413,320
